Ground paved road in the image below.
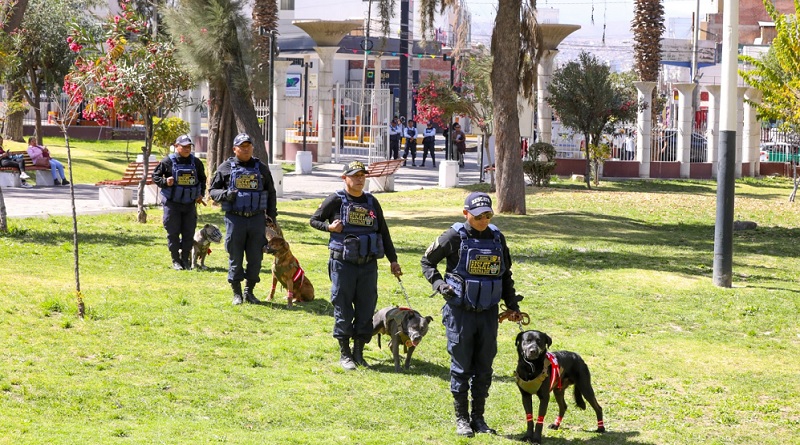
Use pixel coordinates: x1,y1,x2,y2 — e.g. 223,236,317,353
4,153,487,219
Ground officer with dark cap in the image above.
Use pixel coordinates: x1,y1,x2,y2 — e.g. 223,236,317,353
152,134,207,270
209,133,277,305
309,160,403,370
421,192,524,437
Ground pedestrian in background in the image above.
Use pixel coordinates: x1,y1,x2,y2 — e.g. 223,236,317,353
309,160,403,370
389,117,402,160
209,133,277,305
403,119,418,167
421,121,437,168
152,134,206,270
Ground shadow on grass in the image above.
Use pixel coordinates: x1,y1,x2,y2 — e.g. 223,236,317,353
367,356,451,380
258,298,334,316
501,430,650,444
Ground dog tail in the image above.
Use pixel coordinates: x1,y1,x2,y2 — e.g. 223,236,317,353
574,386,587,410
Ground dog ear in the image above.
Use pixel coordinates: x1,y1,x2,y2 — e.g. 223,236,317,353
544,333,552,348
515,331,524,348
425,316,433,323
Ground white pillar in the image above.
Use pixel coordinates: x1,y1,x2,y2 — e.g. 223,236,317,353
537,49,558,144
705,84,721,178
674,83,696,178
372,56,382,94
272,60,292,160
744,88,762,177
736,86,748,178
634,81,656,178
182,86,202,146
315,46,338,163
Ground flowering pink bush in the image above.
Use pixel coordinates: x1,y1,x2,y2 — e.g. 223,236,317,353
64,0,192,127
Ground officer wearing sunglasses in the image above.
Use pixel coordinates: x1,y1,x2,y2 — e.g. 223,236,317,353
421,191,523,438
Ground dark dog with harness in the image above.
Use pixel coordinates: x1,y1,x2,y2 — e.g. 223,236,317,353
191,223,222,270
372,306,433,371
515,330,605,444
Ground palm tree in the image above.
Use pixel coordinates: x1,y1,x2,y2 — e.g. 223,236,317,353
252,0,279,100
165,0,268,169
632,0,664,121
379,0,541,214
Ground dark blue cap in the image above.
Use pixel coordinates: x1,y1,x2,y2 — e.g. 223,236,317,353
175,134,193,146
233,133,252,146
464,192,493,215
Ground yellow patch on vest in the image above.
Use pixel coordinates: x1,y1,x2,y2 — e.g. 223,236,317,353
234,174,258,190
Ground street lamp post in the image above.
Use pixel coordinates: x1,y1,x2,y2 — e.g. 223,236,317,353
302,59,310,152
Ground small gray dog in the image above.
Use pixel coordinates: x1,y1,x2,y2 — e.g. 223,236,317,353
372,307,433,371
191,223,222,270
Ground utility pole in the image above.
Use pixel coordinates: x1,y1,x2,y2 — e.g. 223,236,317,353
713,0,739,287
358,0,373,144
399,0,410,119
302,59,310,152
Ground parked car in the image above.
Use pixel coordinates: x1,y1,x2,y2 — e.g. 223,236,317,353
759,141,800,163
656,129,707,162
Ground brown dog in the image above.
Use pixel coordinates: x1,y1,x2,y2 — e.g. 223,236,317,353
263,236,315,307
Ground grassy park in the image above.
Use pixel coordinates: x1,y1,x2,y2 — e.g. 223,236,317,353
1,144,799,444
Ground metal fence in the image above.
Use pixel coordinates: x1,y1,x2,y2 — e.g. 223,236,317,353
333,86,392,163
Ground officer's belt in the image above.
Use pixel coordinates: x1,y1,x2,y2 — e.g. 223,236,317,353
330,250,375,265
229,211,262,218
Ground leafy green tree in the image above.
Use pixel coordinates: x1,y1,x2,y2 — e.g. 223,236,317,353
5,0,98,143
0,0,29,141
153,116,190,157
740,0,800,132
546,51,638,189
66,0,193,222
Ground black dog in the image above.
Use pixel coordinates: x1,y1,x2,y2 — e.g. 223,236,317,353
515,330,605,444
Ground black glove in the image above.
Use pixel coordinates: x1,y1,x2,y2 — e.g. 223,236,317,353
225,189,237,202
437,283,457,299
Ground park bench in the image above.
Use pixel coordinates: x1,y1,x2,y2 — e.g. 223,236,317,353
0,151,52,187
366,158,405,192
95,161,158,207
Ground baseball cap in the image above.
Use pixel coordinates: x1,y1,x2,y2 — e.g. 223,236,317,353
464,192,493,215
343,160,369,176
175,134,193,146
233,133,252,146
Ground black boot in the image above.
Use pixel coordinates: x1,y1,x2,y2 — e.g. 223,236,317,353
338,339,356,371
231,281,243,305
453,393,474,437
403,157,407,166
352,339,369,367
470,397,497,434
244,281,261,304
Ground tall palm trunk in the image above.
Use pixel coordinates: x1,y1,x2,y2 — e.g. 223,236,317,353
491,0,526,214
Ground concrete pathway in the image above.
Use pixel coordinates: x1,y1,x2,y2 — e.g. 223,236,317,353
3,152,487,219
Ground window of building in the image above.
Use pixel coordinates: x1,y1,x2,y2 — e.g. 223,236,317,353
280,0,294,10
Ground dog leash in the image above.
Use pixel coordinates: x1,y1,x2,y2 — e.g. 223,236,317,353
396,276,413,309
499,303,530,331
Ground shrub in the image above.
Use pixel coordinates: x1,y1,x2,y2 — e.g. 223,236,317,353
522,142,557,186
153,116,190,157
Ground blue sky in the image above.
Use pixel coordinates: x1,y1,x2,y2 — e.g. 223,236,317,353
465,0,717,40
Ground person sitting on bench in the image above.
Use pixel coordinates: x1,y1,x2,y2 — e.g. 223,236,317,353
0,136,32,188
27,137,69,186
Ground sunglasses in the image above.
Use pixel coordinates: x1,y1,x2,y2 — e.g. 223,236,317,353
473,211,494,221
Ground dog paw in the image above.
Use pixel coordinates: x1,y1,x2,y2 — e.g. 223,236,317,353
521,435,539,444
596,426,606,433
548,423,560,430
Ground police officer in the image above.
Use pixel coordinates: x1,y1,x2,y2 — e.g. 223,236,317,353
209,133,277,305
421,192,523,437
389,117,402,160
309,160,403,370
152,134,207,270
402,119,417,166
421,121,437,167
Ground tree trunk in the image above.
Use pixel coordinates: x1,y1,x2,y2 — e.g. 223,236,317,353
61,132,83,318
491,0,526,214
137,111,154,223
206,79,238,191
24,67,42,143
3,84,25,141
0,186,7,232
1,0,29,33
583,133,592,189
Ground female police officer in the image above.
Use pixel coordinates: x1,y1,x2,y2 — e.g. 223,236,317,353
152,134,206,270
209,133,277,305
309,160,403,370
421,192,523,437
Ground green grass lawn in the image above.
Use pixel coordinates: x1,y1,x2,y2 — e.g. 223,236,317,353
1,177,799,444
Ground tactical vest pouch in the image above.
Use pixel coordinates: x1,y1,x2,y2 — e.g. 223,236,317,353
445,273,465,307
341,235,362,263
365,233,385,259
464,280,501,310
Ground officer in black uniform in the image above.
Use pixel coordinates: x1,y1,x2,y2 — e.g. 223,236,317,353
209,133,277,305
152,134,207,270
309,160,403,370
421,192,523,437
402,119,418,166
389,117,402,160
